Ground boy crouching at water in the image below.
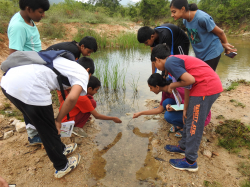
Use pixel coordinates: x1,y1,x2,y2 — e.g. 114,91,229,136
151,44,223,172
60,75,122,138
1,54,93,178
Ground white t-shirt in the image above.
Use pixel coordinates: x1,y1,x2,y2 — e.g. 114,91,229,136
1,57,88,106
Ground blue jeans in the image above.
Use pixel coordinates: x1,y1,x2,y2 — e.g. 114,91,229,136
162,98,183,129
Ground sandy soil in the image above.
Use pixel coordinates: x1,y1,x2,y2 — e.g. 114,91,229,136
0,23,250,187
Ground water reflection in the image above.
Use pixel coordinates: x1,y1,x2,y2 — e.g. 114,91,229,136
89,37,250,186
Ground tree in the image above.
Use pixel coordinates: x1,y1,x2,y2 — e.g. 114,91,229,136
88,0,121,15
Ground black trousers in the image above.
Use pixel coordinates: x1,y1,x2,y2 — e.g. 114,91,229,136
204,54,221,71
2,88,67,170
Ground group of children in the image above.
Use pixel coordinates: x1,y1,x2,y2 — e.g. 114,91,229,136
134,0,237,172
0,0,237,183
2,0,122,180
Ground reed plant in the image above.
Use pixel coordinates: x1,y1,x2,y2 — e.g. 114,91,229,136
129,74,140,93
112,32,145,49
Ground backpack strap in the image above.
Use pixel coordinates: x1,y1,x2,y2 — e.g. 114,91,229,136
154,26,175,74
52,67,70,120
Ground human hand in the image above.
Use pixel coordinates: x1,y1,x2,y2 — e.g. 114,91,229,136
166,104,174,112
113,117,122,123
183,109,187,124
0,176,8,187
133,112,141,118
168,84,174,93
222,43,237,54
55,119,62,135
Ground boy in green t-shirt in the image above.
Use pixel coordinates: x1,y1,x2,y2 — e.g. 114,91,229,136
7,0,50,145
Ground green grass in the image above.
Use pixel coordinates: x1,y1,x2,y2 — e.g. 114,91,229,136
74,28,108,49
204,180,222,187
230,99,246,108
226,82,239,91
226,80,250,91
93,57,126,91
129,74,140,93
238,162,250,187
216,120,250,153
216,115,225,119
39,23,65,39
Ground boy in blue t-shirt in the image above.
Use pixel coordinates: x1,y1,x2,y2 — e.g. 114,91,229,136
7,0,50,145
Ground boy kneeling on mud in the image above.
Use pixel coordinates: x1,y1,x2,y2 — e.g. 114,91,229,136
1,53,93,178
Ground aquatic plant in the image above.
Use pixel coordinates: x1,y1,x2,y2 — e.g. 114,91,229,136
129,74,140,93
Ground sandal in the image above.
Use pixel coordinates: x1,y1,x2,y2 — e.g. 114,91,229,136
169,126,179,133
175,130,183,138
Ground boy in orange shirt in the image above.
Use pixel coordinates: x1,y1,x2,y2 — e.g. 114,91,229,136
60,75,122,137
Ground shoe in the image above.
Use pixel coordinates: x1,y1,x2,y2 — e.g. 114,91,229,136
169,158,198,172
63,143,77,156
175,130,183,138
28,134,43,145
72,127,88,138
54,154,81,178
164,145,185,155
169,126,181,133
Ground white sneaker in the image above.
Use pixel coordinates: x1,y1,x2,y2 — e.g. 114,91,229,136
63,143,77,156
54,154,81,179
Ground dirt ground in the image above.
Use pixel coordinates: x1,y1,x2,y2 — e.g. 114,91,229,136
0,23,250,187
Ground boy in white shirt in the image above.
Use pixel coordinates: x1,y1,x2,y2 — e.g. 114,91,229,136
1,55,92,178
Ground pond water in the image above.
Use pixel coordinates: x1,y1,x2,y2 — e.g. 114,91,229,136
87,37,250,186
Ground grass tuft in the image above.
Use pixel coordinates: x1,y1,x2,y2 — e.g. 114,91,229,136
216,120,250,153
204,180,222,187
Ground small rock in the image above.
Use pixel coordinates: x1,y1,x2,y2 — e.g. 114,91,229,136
11,119,20,126
151,139,159,147
152,147,159,157
71,137,83,144
203,150,212,158
3,130,14,139
16,122,26,133
202,136,207,142
212,152,219,156
153,115,160,120
9,118,15,123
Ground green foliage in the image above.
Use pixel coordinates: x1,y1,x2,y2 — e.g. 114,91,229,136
216,120,250,152
74,28,108,49
39,23,65,39
199,0,250,28
139,0,169,25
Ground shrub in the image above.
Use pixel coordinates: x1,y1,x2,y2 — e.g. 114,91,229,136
39,23,65,39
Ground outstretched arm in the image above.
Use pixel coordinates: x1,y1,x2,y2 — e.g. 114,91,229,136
55,85,83,134
0,176,8,187
90,110,122,123
212,26,237,54
133,105,164,118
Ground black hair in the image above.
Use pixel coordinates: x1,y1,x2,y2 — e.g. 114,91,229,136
137,26,155,43
19,0,50,11
88,76,101,89
151,44,171,62
79,36,98,52
148,73,172,87
78,57,95,75
170,0,198,11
